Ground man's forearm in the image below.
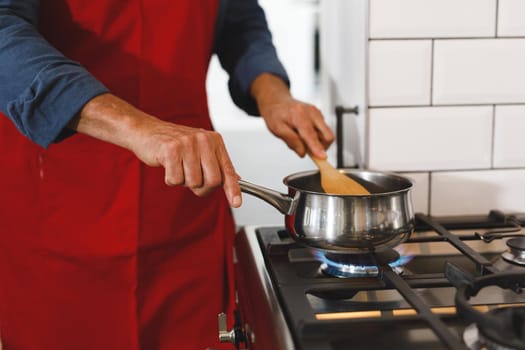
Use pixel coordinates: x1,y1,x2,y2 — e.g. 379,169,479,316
68,93,154,152
68,93,242,207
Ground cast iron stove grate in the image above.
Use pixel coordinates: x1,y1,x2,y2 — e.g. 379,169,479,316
258,210,525,350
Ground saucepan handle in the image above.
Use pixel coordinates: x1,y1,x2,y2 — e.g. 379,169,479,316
238,179,297,215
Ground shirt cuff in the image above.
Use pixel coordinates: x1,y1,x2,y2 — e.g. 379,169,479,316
229,48,290,116
6,62,109,148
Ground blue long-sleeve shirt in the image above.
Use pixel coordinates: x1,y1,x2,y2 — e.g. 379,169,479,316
0,0,289,148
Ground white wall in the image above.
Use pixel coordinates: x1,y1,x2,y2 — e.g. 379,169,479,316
322,0,525,215
207,0,322,226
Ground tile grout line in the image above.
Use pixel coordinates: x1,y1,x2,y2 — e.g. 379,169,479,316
427,172,432,215
430,39,434,106
369,102,525,109
368,36,525,41
495,0,500,37
491,105,496,169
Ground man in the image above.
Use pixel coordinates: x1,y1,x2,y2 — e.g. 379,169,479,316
0,0,334,349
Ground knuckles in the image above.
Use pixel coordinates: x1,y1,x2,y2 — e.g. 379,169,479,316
165,176,184,187
183,177,204,189
191,187,215,198
203,172,223,189
153,127,233,191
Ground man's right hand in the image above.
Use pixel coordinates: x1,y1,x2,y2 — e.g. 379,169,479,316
70,93,242,208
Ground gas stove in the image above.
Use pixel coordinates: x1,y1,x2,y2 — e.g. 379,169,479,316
219,210,525,350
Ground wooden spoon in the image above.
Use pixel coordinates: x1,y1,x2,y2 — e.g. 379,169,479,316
309,155,370,195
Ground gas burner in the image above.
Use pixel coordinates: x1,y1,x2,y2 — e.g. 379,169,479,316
315,249,410,278
447,263,525,350
463,307,525,350
502,237,525,266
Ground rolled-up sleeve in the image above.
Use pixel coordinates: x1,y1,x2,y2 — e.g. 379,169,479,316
0,1,108,148
214,0,289,116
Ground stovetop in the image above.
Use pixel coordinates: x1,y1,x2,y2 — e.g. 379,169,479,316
234,211,525,350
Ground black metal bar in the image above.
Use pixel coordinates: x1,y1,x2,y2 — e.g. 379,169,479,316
334,105,358,169
475,210,524,242
415,213,497,274
381,265,467,350
306,276,452,296
446,263,525,349
407,234,479,243
414,211,525,231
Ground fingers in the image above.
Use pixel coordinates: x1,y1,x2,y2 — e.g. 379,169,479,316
180,135,204,188
194,132,242,208
163,151,184,186
265,102,335,159
216,141,242,208
195,132,221,189
151,126,241,207
268,122,307,157
161,133,205,188
298,105,335,159
310,106,335,147
295,112,325,158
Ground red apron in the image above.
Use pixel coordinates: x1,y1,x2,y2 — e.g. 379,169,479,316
0,1,236,349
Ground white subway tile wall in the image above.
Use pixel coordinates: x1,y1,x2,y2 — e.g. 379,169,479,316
369,0,496,39
430,169,525,215
498,0,525,37
494,105,525,168
368,40,432,106
433,39,525,105
399,172,430,214
367,0,525,214
368,106,493,171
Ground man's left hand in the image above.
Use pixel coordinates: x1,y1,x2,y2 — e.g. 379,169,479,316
251,73,335,159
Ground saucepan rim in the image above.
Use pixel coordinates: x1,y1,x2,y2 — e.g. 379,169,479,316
282,169,414,196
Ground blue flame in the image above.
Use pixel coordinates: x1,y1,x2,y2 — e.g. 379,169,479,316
314,249,414,277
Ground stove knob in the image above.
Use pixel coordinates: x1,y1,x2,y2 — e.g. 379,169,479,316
218,313,236,344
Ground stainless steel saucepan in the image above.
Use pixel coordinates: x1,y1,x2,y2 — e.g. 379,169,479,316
239,169,414,253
